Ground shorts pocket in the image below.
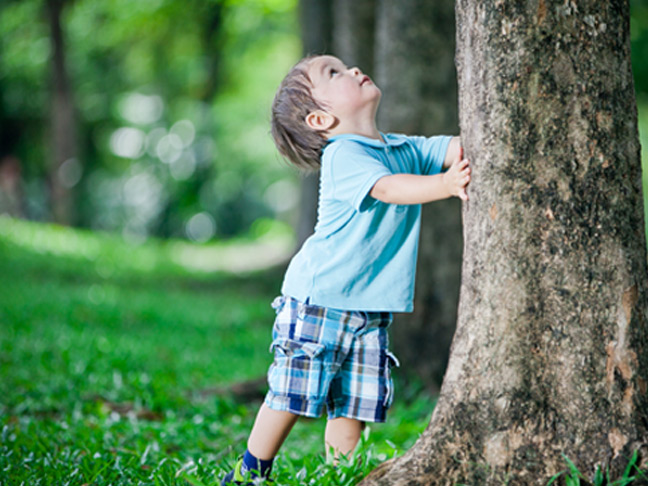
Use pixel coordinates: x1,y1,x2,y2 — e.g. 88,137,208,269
383,351,400,408
271,295,287,314
268,338,326,400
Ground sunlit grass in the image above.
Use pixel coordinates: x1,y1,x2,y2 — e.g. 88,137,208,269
0,215,293,277
0,218,435,485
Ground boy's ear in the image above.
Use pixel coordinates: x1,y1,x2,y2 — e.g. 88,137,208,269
305,110,336,131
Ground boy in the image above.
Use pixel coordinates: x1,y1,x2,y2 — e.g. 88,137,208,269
221,55,470,485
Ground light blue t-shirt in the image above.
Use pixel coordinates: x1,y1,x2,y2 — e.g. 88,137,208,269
281,132,452,312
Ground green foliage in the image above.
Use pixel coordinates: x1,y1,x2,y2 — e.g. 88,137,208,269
0,218,432,485
0,0,301,238
1,0,648,240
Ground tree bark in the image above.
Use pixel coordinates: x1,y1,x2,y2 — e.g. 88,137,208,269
46,0,78,225
361,0,648,484
375,0,460,390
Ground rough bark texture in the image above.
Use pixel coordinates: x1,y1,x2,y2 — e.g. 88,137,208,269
361,0,648,484
47,0,78,225
375,0,460,390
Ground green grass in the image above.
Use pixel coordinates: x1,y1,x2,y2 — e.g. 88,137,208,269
0,217,434,485
548,451,647,486
6,217,645,485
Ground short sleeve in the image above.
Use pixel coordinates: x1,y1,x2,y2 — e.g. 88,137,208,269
406,135,452,175
324,142,392,212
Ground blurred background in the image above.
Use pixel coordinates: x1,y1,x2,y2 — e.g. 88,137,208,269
0,0,300,245
0,0,647,246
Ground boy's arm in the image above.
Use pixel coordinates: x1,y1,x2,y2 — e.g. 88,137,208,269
370,140,470,204
443,136,462,170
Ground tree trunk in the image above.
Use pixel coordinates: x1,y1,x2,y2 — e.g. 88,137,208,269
200,2,225,102
332,0,377,78
361,0,648,484
295,0,334,248
46,0,78,225
295,0,376,248
375,0,460,390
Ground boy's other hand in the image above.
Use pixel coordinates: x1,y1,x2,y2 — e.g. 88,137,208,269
442,147,471,201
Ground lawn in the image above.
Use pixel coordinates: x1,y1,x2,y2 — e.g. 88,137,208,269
0,217,434,485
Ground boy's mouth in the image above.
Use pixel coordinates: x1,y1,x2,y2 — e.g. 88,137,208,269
360,76,372,86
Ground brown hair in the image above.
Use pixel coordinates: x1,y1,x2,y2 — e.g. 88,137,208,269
271,57,327,171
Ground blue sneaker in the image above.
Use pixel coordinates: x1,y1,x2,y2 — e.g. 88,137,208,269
221,458,273,486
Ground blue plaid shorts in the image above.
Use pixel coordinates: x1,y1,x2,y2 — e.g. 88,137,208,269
264,296,399,423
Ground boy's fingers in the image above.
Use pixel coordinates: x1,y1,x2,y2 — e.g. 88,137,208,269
452,158,469,172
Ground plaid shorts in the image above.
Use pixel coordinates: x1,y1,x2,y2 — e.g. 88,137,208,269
264,296,399,423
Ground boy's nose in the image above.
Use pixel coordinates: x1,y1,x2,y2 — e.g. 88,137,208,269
350,67,361,76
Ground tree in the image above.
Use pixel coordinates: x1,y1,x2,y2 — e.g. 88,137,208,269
295,0,377,247
375,0,460,389
361,0,648,484
332,0,377,78
46,0,79,225
295,0,334,248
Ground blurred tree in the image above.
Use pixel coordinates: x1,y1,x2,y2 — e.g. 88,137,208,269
0,0,299,239
0,18,26,218
200,1,226,103
295,0,333,248
294,0,377,248
375,0,459,391
631,0,648,97
332,0,376,78
46,0,79,225
361,0,648,484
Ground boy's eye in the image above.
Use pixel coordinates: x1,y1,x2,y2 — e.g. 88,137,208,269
329,68,338,77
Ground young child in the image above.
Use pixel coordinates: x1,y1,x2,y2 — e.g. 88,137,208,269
221,55,470,485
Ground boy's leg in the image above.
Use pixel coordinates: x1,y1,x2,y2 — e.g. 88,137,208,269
324,417,365,460
247,403,299,459
222,404,298,485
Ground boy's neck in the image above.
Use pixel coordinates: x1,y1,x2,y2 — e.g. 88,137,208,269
327,120,381,141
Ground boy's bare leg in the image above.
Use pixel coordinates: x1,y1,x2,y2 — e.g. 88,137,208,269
247,403,299,460
324,417,365,461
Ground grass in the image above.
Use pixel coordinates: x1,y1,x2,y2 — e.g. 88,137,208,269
3,216,646,486
548,452,648,486
0,217,434,485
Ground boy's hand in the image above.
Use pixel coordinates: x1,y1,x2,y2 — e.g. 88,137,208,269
442,147,471,201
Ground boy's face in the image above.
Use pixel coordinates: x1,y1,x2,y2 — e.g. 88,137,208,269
307,56,381,129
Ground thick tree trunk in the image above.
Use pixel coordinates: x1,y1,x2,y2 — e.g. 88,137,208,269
361,0,648,484
46,0,78,225
375,0,460,390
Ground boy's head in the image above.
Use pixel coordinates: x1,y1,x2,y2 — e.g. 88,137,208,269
271,55,381,170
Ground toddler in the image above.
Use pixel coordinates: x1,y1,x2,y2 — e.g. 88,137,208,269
221,55,470,485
